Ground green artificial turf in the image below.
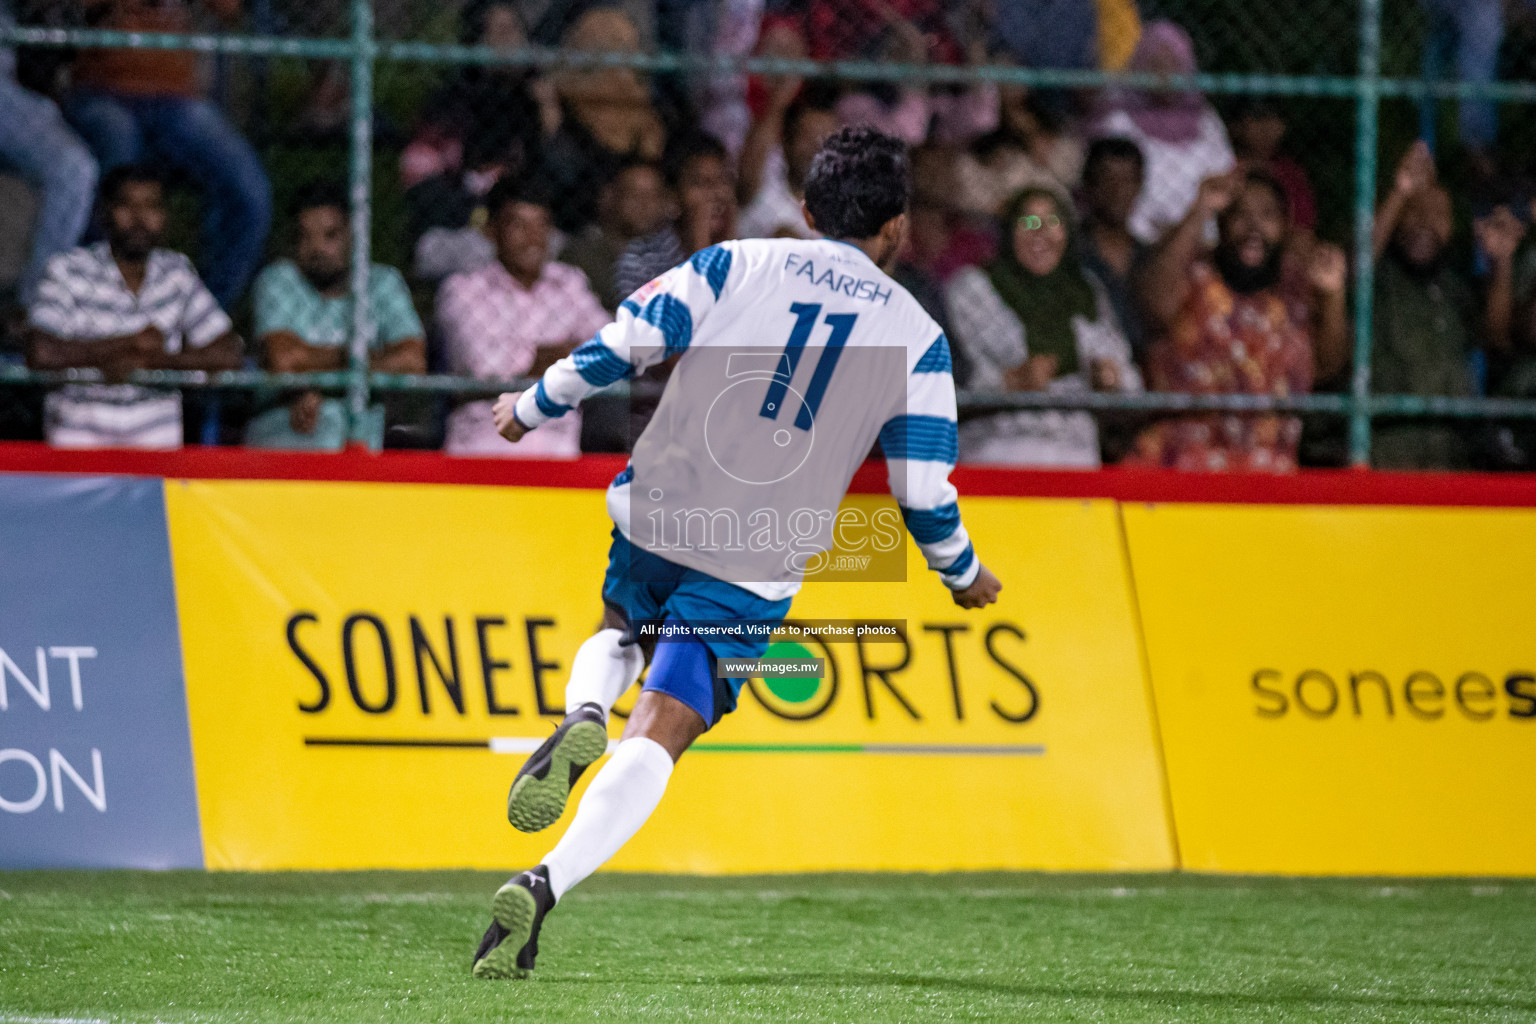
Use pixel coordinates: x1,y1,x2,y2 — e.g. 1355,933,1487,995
0,871,1532,1023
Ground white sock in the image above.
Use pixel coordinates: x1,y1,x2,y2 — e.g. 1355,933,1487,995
564,628,644,716
542,737,673,900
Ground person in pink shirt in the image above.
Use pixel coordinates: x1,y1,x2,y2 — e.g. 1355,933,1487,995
436,177,611,458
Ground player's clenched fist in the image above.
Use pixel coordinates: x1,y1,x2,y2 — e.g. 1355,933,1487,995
493,391,529,443
952,564,1002,609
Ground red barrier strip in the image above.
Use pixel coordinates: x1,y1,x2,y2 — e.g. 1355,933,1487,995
4,441,1536,507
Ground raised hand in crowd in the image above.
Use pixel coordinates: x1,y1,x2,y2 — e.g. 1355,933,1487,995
1375,141,1437,260
1138,170,1243,329
1194,169,1242,219
736,71,805,209
1307,242,1348,298
1395,140,1437,199
1474,205,1526,268
1307,240,1351,379
1474,205,1528,352
880,10,935,66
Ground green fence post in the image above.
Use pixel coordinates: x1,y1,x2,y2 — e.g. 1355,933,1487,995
1349,0,1384,466
346,0,375,447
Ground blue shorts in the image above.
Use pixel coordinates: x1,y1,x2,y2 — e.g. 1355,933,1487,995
601,528,791,728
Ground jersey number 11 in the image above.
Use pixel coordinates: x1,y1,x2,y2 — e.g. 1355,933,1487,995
758,302,858,431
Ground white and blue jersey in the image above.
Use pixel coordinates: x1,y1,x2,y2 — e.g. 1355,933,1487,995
514,236,980,601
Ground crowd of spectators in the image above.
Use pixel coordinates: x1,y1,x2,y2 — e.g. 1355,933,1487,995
4,0,1536,471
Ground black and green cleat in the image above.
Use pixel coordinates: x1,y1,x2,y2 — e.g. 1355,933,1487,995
507,702,608,833
471,866,556,980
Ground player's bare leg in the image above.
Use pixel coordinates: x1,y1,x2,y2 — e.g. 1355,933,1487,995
473,691,704,979
505,607,645,833
540,690,704,891
477,610,704,981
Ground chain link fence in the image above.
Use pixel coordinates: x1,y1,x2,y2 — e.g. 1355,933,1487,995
4,0,1536,468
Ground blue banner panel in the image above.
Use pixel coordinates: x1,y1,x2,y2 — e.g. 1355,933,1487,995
0,475,202,868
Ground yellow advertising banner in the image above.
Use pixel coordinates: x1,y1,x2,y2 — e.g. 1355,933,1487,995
165,479,1174,873
1123,502,1536,876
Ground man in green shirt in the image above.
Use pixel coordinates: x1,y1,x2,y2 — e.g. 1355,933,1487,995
1370,142,1525,469
245,183,426,451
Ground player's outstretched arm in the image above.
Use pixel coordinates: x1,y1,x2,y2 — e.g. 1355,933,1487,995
951,564,1002,609
498,245,734,446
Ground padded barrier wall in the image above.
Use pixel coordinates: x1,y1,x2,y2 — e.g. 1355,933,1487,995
1,448,1531,875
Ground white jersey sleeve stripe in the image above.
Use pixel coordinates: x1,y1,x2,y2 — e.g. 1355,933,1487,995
940,543,979,588
913,333,952,374
688,245,733,299
636,294,693,356
880,414,958,463
881,330,977,590
515,246,731,429
571,335,634,387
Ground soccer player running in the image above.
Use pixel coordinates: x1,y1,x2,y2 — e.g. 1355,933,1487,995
472,126,1002,979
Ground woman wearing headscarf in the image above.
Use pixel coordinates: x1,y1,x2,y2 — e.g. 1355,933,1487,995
1088,20,1234,244
945,188,1142,467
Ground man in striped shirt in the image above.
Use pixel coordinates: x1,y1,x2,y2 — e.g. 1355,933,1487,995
27,166,240,449
470,127,1002,980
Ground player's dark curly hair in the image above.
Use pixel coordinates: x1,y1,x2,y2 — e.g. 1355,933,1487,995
803,125,910,241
